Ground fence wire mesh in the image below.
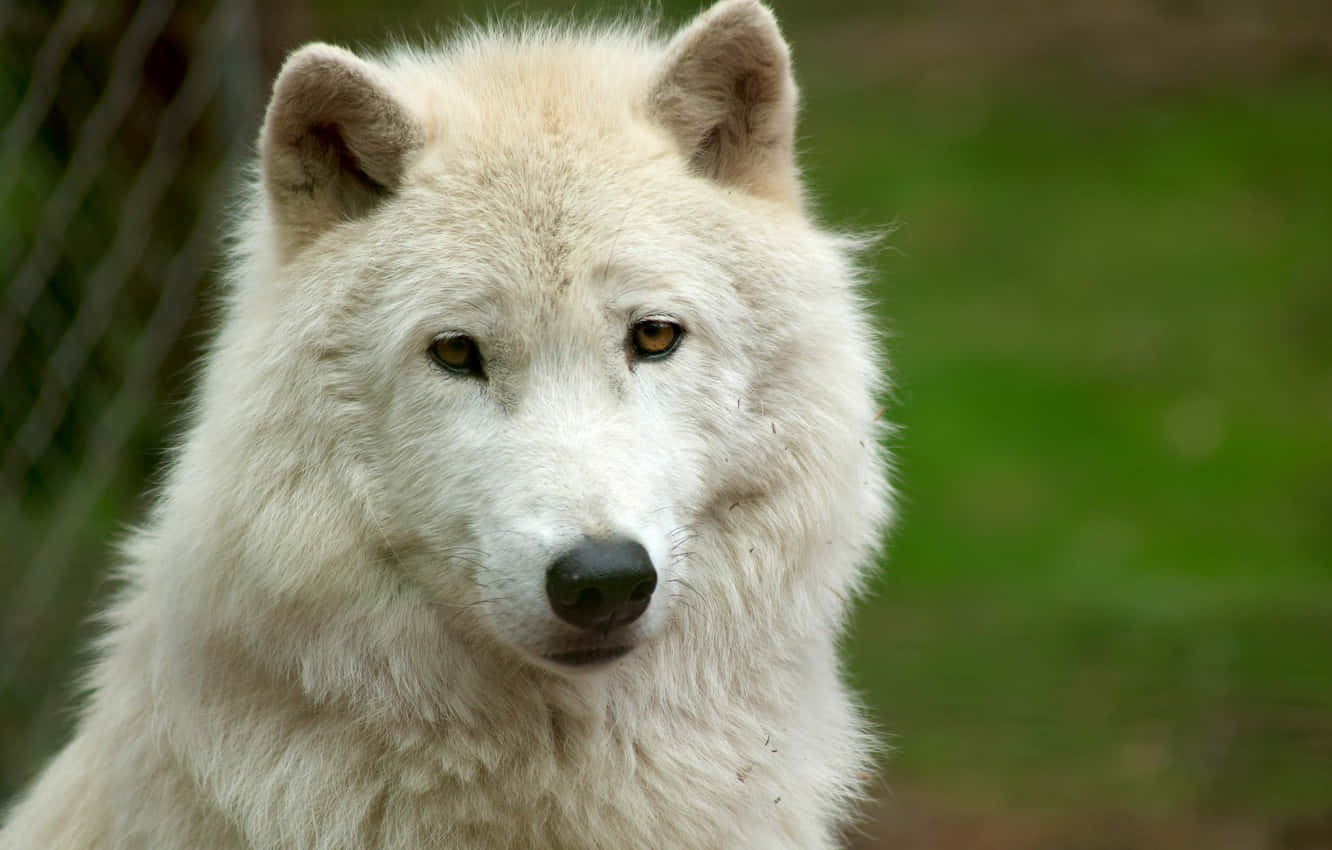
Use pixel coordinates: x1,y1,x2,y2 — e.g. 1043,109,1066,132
1,0,267,797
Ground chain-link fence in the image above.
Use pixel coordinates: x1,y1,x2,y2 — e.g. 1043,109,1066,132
0,0,274,798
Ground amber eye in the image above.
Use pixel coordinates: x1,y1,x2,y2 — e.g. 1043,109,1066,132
630,319,683,360
429,334,484,378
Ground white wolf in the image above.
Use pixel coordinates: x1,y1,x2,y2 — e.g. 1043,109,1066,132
1,1,891,847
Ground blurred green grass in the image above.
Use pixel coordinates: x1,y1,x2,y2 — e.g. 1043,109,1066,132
805,81,1332,813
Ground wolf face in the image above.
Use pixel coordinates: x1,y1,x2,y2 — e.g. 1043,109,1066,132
230,1,877,681
351,164,737,671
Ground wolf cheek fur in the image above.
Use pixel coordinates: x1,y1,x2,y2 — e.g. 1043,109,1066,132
0,1,893,848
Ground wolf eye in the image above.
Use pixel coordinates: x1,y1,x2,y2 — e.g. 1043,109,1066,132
630,319,682,360
429,334,485,378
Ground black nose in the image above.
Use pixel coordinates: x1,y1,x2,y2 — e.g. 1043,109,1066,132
546,537,657,632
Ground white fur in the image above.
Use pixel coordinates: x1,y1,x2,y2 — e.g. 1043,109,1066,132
1,2,892,847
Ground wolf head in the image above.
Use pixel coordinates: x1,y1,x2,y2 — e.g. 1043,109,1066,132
159,0,888,715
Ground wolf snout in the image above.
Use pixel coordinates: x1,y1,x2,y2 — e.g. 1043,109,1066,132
545,537,657,632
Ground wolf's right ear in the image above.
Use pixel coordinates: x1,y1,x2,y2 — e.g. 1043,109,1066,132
260,44,423,255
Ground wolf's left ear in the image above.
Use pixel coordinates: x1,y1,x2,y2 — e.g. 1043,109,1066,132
261,44,424,255
649,0,799,204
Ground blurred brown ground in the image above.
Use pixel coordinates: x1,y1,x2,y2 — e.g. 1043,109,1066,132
851,790,1332,850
